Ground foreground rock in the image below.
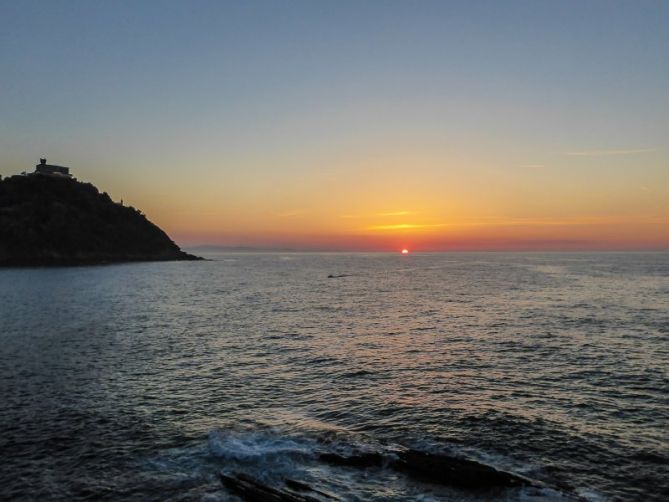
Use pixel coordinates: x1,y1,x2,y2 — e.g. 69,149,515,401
220,473,323,502
320,449,538,490
221,449,580,500
0,174,201,266
393,449,535,489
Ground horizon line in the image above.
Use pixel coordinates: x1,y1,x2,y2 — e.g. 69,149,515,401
184,245,669,253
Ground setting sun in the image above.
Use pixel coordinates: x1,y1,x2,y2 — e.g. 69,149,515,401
401,249,409,254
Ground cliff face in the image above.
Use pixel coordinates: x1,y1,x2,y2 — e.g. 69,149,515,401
0,174,201,266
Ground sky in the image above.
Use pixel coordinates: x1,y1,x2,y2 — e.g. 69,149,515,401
1,0,668,251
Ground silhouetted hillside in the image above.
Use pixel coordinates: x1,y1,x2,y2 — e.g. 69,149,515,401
0,174,201,266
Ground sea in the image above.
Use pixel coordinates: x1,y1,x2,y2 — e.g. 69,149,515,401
0,252,667,501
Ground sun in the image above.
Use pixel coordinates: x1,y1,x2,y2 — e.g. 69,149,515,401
401,249,409,254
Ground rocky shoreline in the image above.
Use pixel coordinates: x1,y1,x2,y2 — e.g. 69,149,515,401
218,448,582,501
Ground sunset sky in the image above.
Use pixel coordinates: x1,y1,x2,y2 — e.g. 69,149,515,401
1,0,667,250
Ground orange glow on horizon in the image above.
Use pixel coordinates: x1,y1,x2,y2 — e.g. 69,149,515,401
117,149,668,252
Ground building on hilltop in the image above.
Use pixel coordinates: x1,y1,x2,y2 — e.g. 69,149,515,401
34,158,71,177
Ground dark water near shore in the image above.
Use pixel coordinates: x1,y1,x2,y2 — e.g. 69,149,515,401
1,252,667,501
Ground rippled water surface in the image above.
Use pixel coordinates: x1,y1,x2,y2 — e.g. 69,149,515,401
1,252,667,501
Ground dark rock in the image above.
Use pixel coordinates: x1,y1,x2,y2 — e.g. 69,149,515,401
220,473,319,502
284,479,314,492
393,449,535,489
320,449,539,491
0,174,201,266
319,452,385,468
284,478,341,500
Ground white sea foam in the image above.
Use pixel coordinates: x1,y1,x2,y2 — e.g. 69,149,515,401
207,429,316,460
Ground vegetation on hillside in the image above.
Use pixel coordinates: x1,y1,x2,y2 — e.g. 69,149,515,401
0,174,200,265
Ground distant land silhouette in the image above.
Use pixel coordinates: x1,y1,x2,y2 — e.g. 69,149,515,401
0,161,201,266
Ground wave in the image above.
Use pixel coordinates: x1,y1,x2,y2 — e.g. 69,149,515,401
136,426,597,501
208,429,317,461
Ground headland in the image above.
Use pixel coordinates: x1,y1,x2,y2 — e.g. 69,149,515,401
0,159,201,266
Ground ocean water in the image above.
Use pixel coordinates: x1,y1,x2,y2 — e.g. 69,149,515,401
0,252,667,501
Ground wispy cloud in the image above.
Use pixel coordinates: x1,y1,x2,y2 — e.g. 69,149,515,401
563,148,655,157
275,209,305,218
375,210,413,217
341,210,414,219
519,164,545,168
366,223,447,231
446,215,666,227
364,215,667,232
